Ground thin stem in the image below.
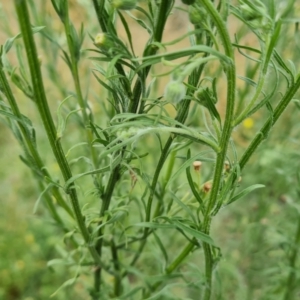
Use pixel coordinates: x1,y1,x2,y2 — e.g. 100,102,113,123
0,61,74,218
129,34,210,274
94,166,121,294
165,241,195,274
145,137,174,223
129,0,172,113
199,0,236,299
91,0,109,33
111,239,122,297
14,0,102,266
62,2,98,168
128,137,174,268
239,75,300,170
143,240,195,298
283,213,300,300
91,0,132,100
233,35,271,126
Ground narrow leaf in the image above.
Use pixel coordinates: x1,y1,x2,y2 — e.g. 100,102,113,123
227,184,265,205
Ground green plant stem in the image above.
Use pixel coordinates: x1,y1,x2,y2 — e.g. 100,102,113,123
283,213,300,300
62,2,98,168
129,37,209,278
128,137,174,268
14,0,103,267
152,149,178,217
91,0,109,33
111,239,122,297
165,240,195,274
233,34,271,125
129,0,172,113
199,0,236,299
128,72,205,273
143,240,195,298
91,0,131,100
0,62,74,219
239,75,300,170
37,181,69,233
145,137,174,223
94,165,121,295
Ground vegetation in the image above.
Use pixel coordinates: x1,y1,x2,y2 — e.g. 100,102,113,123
0,0,300,299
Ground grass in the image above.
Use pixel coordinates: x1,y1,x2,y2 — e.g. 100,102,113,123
1,0,300,299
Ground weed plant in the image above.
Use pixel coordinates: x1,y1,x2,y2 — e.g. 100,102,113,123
0,0,300,299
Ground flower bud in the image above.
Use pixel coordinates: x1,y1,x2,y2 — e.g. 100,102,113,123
224,161,230,172
193,161,202,171
112,0,137,10
240,3,261,21
181,0,195,5
94,33,115,52
203,182,212,193
188,4,206,25
164,80,186,104
195,87,216,107
130,170,137,189
239,1,272,32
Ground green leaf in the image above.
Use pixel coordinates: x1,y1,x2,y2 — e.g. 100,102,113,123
237,75,257,87
134,45,232,72
50,276,78,298
153,231,169,264
33,183,54,214
227,184,265,205
64,154,122,190
171,219,215,246
50,0,67,22
131,222,175,230
56,95,78,140
263,20,282,74
131,219,215,246
2,26,44,54
194,87,221,123
3,34,21,54
118,11,135,54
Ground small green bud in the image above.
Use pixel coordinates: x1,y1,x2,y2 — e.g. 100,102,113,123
195,87,216,107
240,3,261,21
164,80,186,104
94,33,115,52
112,0,137,10
188,4,207,25
181,0,195,5
239,1,272,32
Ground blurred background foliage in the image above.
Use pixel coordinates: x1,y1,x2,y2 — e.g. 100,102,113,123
0,0,300,299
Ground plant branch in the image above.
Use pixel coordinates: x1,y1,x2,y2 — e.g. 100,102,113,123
239,75,300,170
129,0,173,113
14,0,103,267
0,59,74,219
199,0,236,299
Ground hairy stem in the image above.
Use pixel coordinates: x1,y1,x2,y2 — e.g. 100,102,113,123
199,0,236,299
14,0,103,267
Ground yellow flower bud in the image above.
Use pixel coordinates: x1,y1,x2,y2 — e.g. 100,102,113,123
94,33,115,52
